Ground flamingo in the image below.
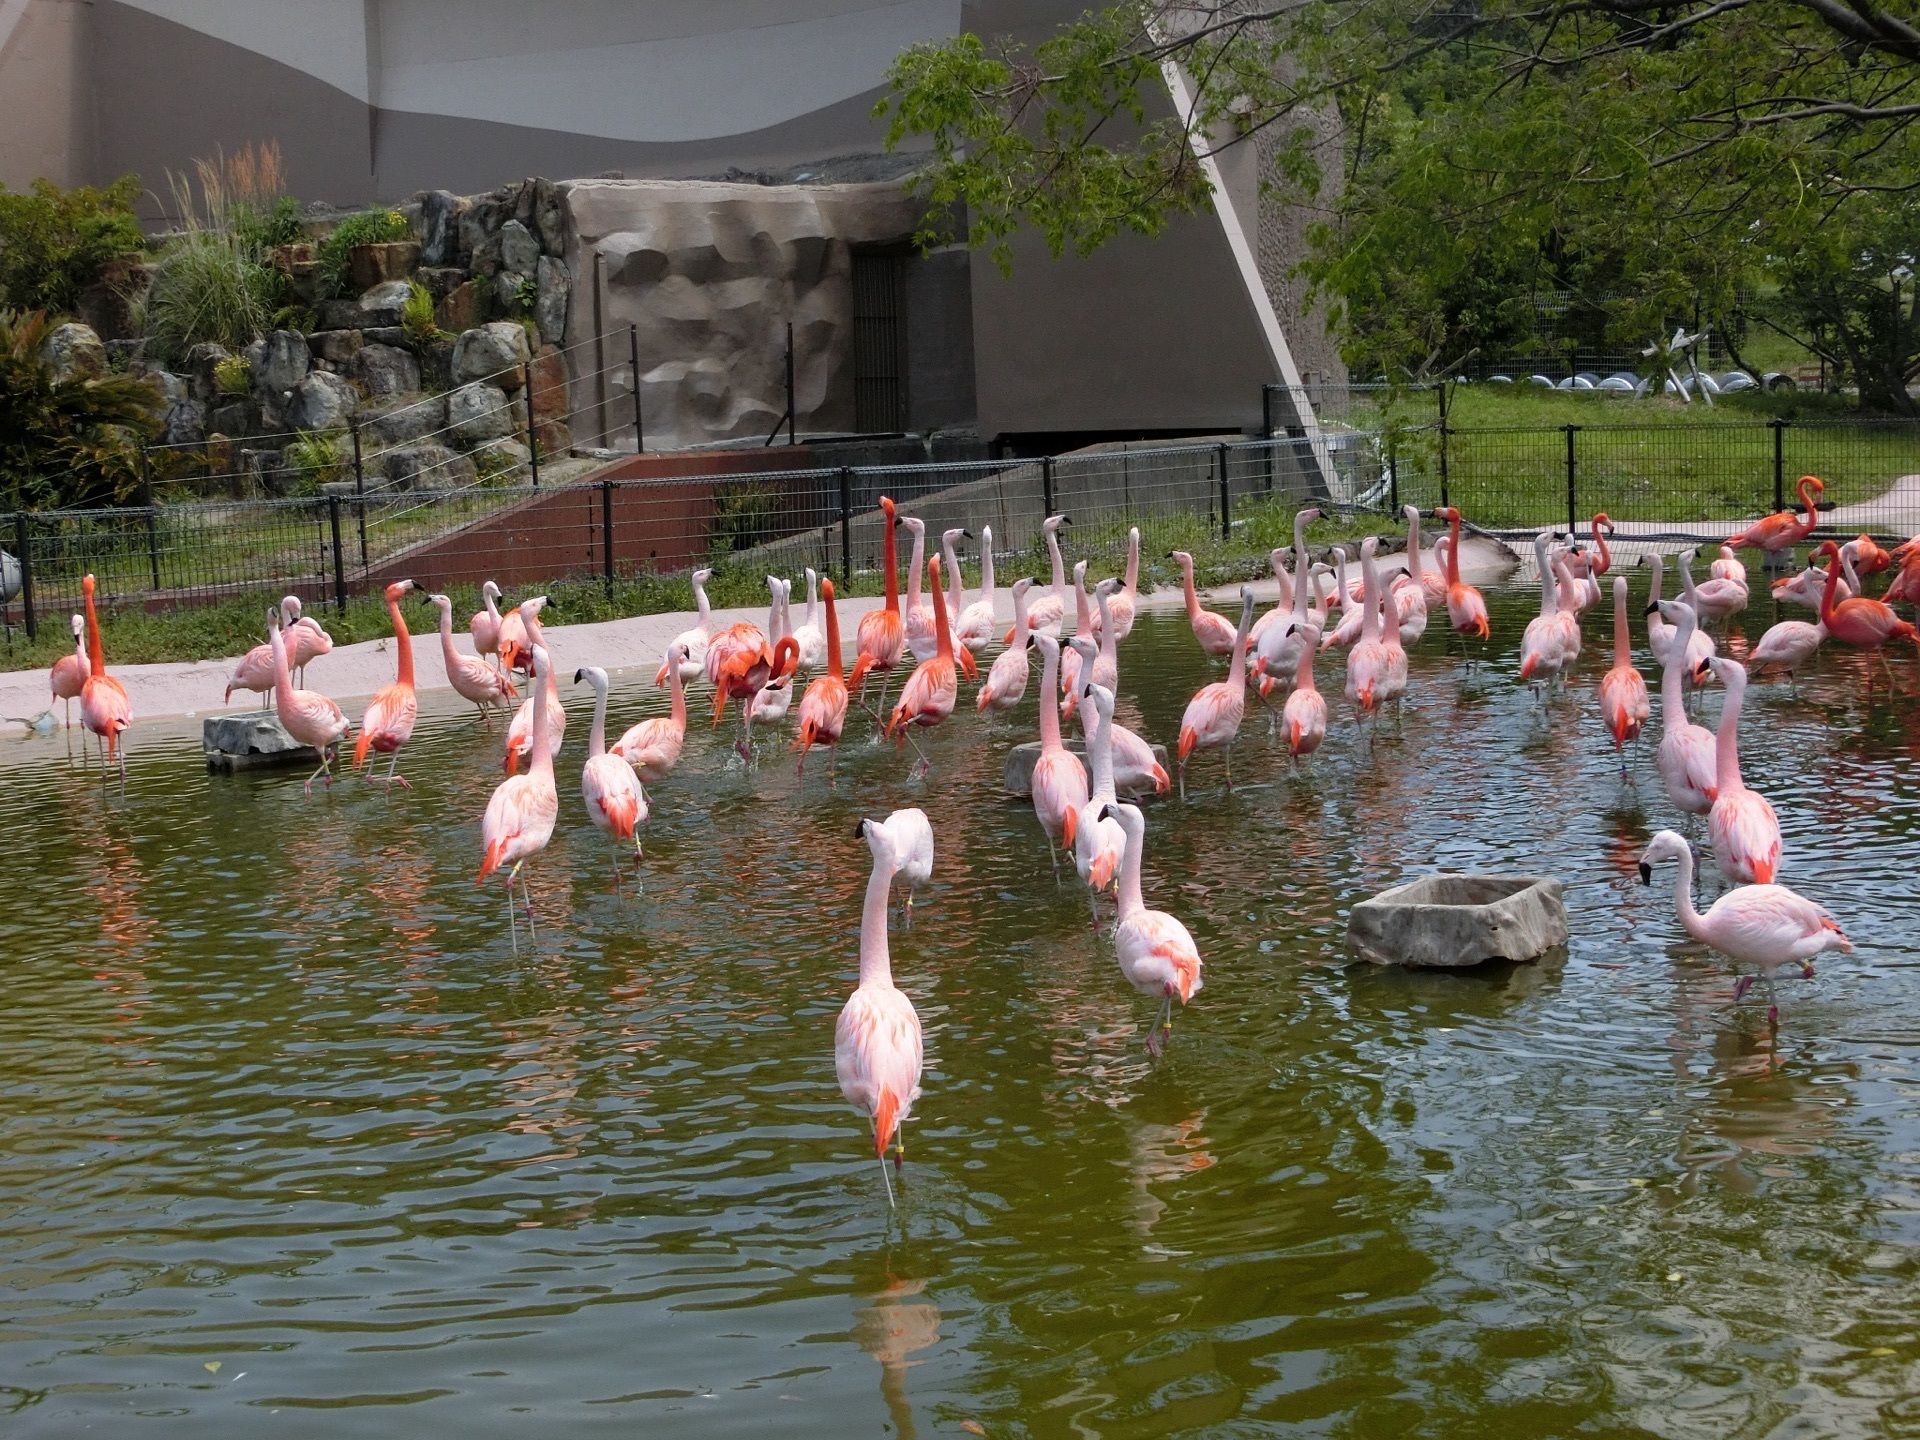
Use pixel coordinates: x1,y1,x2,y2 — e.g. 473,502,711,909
1280,621,1327,761
1322,544,1369,650
1100,801,1203,1059
1028,634,1089,873
1678,547,1748,624
576,665,648,888
505,598,567,776
471,581,506,674
1072,579,1125,711
224,605,284,708
282,595,333,688
266,602,348,796
497,596,531,674
1177,586,1256,797
900,517,934,660
1637,828,1850,1031
1709,543,1747,588
877,808,935,924
1747,614,1826,688
850,498,907,701
1598,575,1651,761
1772,559,1849,611
887,553,961,775
790,567,827,673
1704,657,1783,886
1375,543,1411,709
750,578,799,726
352,578,421,789
1519,534,1576,692
614,642,689,784
1588,511,1617,589
1652,600,1719,817
711,621,799,763
1645,553,1717,677
1173,550,1238,658
1439,507,1491,645
1812,539,1919,688
953,527,999,654
1059,560,1097,716
1010,514,1071,641
976,578,1034,713
427,591,518,723
478,635,560,951
1252,511,1322,695
1345,541,1395,715
1093,527,1140,640
1074,680,1127,925
77,575,131,784
1562,539,1600,614
837,818,925,1204
50,613,89,732
1391,505,1430,644
1725,475,1823,554
660,568,716,686
908,526,977,677
795,578,850,777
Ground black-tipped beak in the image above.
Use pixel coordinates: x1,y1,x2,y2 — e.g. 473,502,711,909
1644,602,1659,616
573,668,585,684
963,529,974,540
853,818,868,839
1097,803,1114,823
1060,515,1074,527
1638,862,1651,885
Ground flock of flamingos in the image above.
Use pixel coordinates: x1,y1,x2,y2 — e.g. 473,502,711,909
46,473,1916,1200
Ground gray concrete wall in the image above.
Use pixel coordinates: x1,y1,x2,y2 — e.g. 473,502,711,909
0,0,90,190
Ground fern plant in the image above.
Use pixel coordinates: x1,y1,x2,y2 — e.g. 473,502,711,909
400,280,439,345
283,428,346,495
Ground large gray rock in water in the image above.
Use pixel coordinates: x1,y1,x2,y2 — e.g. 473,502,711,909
1001,740,1166,801
446,382,515,445
382,441,476,492
285,371,358,431
357,280,414,328
360,393,446,446
203,712,321,772
347,342,420,398
40,321,107,383
254,328,310,393
534,255,570,345
452,321,530,387
1347,874,1568,968
418,190,468,265
497,219,539,274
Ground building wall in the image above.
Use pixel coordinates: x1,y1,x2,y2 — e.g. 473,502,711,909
0,0,90,190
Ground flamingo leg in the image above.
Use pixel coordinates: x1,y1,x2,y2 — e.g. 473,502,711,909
1177,761,1188,803
902,729,931,780
872,1118,897,1209
505,878,520,953
1224,744,1235,794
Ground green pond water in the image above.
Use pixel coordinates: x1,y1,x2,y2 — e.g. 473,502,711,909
2,587,1918,1438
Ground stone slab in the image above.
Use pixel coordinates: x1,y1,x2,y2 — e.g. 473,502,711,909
203,711,321,773
1347,873,1567,968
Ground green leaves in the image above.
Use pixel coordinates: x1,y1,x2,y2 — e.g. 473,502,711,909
0,177,145,316
0,309,162,510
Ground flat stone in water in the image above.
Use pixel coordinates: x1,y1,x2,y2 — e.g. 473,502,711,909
204,712,320,773
1347,873,1567,968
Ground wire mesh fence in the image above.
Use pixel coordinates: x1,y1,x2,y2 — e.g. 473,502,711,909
4,414,1916,639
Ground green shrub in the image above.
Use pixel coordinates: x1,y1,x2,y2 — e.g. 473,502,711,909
0,308,162,509
282,428,346,495
515,274,538,314
142,161,278,364
0,177,146,315
213,353,251,396
315,209,410,299
401,280,439,344
472,443,523,487
708,482,783,559
232,194,303,256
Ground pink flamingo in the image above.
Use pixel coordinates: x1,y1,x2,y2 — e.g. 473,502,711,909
877,808,936,924
750,577,799,726
1598,575,1650,761
838,817,925,1204
795,578,849,777
1439,507,1490,645
1645,553,1716,677
851,499,907,701
1747,615,1826,688
887,554,961,775
352,578,421,789
1252,508,1320,649
614,642,688,784
1178,586,1256,797
1638,829,1850,1031
1281,621,1327,761
1028,633,1090,874
1074,680,1127,925
282,595,333,688
427,591,518,723
266,602,349,795
1771,558,1849,611
1345,541,1394,715
470,580,506,674
903,526,975,676
660,568,715,685
49,612,88,732
791,567,827,673
77,575,131,784
1374,541,1410,709
223,606,284,708
1092,526,1140,640
1391,505,1430,643
1100,800,1203,1058
1725,475,1823,554
1009,514,1071,641
712,626,800,764
478,634,560,951
976,578,1034,712
953,527,999,655
900,516,934,660
1519,534,1575,690
576,664,648,888
1058,560,1094,717
1252,513,1322,695
505,598,567,776
1813,539,1919,683
1678,547,1748,625
1704,657,1782,885
1653,600,1718,816
1709,543,1747,587
1173,550,1238,658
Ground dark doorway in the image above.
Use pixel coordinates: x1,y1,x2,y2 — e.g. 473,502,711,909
852,247,910,433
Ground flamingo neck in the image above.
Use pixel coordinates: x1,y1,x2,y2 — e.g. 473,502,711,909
1227,596,1254,693
1536,542,1557,614
1046,525,1066,592
1072,569,1091,637
980,537,996,598
389,598,414,687
1180,558,1201,618
1406,513,1423,582
1592,518,1612,574
1362,550,1384,639
823,588,842,677
1660,618,1691,723
1446,512,1463,583
1647,555,1664,608
1669,846,1707,942
269,620,291,694
1715,669,1745,794
943,538,964,617
1817,551,1842,625
484,589,501,623
1612,585,1630,666
859,855,895,989
1088,696,1116,800
904,529,925,609
529,662,555,779
668,658,686,728
1294,633,1316,689
588,679,608,758
1097,591,1117,660
693,578,712,628
929,557,952,660
1115,813,1145,918
1123,530,1140,596
82,585,106,675
1038,644,1063,748
1799,478,1820,526
1677,552,1698,600
882,515,899,611
1011,589,1031,646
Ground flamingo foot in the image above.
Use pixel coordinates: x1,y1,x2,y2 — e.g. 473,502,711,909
1733,975,1756,1002
1801,962,1816,979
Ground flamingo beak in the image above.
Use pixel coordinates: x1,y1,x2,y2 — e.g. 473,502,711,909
1638,862,1652,885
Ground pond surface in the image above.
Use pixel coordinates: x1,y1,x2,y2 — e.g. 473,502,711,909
3,585,1918,1438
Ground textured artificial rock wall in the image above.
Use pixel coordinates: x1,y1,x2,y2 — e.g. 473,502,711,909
560,180,921,452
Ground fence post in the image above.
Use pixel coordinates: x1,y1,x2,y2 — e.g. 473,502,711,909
139,443,162,591
1770,417,1788,513
523,362,541,487
1217,443,1232,541
1563,424,1580,533
327,493,347,614
351,420,368,571
629,325,644,453
838,466,854,583
1387,435,1399,513
12,511,34,641
785,322,797,446
1041,455,1055,518
1437,384,1452,511
600,479,615,599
